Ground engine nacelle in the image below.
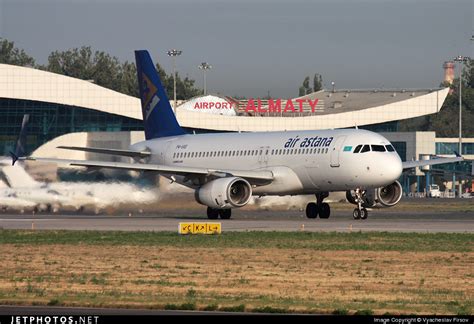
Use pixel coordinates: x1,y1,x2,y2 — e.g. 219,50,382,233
374,180,403,207
346,180,403,209
195,177,252,209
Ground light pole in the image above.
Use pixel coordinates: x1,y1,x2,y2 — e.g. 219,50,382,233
331,81,335,93
198,62,212,95
167,49,182,113
453,55,469,197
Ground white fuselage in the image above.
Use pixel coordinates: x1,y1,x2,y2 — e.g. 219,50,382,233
130,129,403,195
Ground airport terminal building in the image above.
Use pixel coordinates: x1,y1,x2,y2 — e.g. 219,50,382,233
0,63,472,194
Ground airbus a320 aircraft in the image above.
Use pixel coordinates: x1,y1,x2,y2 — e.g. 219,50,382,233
16,50,463,220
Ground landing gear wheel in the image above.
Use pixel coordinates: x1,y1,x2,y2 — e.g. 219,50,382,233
360,208,368,220
319,203,331,219
352,208,361,220
305,202,318,219
219,209,232,220
207,207,219,220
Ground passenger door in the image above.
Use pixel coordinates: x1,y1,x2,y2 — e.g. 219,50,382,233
330,136,347,167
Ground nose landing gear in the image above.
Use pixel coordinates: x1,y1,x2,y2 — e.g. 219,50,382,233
305,192,330,219
352,188,368,220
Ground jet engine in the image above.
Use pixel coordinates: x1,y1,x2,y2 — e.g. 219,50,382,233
195,177,252,209
346,180,403,208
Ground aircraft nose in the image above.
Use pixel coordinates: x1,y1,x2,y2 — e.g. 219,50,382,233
386,154,403,181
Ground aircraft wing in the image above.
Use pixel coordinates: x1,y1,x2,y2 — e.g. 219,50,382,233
20,157,274,184
57,146,151,158
402,156,463,170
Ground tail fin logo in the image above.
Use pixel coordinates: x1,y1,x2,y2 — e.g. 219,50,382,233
140,73,160,120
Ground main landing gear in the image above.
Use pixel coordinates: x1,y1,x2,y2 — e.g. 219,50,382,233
352,188,368,220
305,192,330,219
207,207,232,220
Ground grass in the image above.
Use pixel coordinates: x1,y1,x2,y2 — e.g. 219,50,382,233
0,229,472,315
0,230,471,252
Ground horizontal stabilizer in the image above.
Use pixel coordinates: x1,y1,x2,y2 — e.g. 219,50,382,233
57,146,151,158
1,165,40,188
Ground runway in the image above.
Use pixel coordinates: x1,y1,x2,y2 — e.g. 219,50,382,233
1,205,473,233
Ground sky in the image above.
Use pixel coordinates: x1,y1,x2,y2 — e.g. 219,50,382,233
1,0,472,98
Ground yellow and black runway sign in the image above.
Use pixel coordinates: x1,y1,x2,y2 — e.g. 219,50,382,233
178,222,221,235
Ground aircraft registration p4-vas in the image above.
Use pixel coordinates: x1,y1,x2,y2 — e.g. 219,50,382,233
17,50,464,220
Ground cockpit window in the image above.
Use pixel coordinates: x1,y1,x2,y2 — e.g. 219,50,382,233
371,145,386,152
386,145,395,152
360,145,371,153
353,145,362,153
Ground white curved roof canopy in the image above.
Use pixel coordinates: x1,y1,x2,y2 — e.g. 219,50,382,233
0,64,449,132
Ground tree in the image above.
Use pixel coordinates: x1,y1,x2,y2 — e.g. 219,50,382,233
46,46,123,92
303,76,310,92
465,58,474,89
157,63,201,100
43,45,202,99
313,73,323,92
429,59,474,137
119,61,139,97
298,74,323,96
0,38,35,67
298,76,312,96
298,86,306,97
398,59,474,137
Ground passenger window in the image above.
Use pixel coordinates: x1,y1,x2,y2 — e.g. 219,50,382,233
371,145,386,152
353,145,362,153
386,145,395,152
360,145,371,153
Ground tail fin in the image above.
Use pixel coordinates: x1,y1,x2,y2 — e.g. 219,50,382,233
135,50,185,139
11,114,30,165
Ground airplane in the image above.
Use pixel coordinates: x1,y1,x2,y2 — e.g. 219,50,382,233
1,162,157,214
15,50,463,220
1,164,97,212
3,115,156,214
